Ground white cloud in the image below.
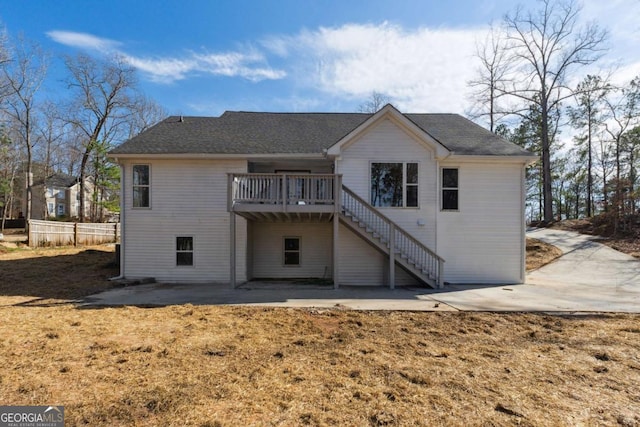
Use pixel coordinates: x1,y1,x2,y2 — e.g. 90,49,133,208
46,30,121,52
47,30,286,84
193,51,286,82
264,22,484,113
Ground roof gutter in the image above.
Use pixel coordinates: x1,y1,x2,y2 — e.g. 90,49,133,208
107,152,327,161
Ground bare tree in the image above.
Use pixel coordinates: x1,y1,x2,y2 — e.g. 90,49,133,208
0,24,11,101
468,25,511,132
127,95,167,138
501,0,608,222
1,36,48,222
63,54,137,222
358,91,391,113
568,74,610,216
602,76,640,227
37,101,66,218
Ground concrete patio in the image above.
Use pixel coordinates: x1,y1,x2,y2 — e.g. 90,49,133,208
82,228,640,312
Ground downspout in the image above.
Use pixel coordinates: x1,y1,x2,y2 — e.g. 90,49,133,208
110,161,125,281
520,163,526,284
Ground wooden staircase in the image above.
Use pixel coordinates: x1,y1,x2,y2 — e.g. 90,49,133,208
340,186,444,289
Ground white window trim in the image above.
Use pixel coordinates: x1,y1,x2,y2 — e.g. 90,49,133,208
283,236,301,267
441,167,459,212
369,161,420,209
132,164,151,209
176,235,195,267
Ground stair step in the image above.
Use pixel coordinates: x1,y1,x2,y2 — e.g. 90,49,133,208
341,190,441,289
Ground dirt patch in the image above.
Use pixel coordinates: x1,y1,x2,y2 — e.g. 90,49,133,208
0,306,638,426
526,237,563,271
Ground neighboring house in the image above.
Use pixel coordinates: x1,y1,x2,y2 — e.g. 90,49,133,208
31,173,93,220
109,105,536,288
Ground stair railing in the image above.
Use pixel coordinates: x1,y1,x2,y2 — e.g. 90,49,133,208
341,185,444,287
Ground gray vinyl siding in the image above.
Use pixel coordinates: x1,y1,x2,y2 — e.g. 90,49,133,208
436,162,524,284
252,222,333,279
122,158,248,283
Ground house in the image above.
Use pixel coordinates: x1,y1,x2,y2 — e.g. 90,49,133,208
30,173,116,221
30,173,93,220
108,104,536,288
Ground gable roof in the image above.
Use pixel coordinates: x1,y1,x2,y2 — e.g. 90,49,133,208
109,109,534,158
34,173,78,188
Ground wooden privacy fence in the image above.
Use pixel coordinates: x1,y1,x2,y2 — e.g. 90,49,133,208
28,220,120,248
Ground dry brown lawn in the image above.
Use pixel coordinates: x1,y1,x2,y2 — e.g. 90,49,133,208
0,244,120,305
525,238,563,271
1,245,639,426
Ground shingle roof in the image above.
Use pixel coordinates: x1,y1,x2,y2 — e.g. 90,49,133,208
109,110,534,157
35,173,78,188
405,114,532,156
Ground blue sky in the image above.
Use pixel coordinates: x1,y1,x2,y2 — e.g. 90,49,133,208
1,0,638,119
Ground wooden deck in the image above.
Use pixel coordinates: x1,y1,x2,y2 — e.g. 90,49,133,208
228,173,341,221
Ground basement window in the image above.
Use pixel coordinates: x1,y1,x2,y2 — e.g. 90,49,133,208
176,236,194,266
283,237,300,266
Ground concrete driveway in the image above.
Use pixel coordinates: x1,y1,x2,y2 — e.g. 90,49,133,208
431,228,640,312
83,228,640,312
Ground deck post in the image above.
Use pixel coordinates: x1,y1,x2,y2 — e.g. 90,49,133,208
389,224,395,289
333,212,339,289
227,174,233,212
437,259,444,289
332,174,342,289
230,212,236,288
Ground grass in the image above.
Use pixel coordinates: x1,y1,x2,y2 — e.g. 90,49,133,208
1,245,639,426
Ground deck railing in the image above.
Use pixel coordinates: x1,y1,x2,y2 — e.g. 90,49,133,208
341,186,444,287
229,173,338,208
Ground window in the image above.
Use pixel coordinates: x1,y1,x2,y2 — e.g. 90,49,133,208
442,168,459,210
176,237,194,266
133,165,150,208
48,203,54,215
371,162,418,207
57,203,65,216
283,237,300,266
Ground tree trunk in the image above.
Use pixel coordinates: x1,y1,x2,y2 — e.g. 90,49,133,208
78,149,90,222
541,106,553,223
587,106,593,217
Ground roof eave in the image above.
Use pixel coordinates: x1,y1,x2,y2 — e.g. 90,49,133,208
107,152,327,161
